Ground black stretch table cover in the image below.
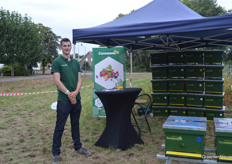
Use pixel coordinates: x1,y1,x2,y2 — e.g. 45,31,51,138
95,88,144,150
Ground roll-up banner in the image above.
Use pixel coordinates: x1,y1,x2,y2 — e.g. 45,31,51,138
92,47,126,117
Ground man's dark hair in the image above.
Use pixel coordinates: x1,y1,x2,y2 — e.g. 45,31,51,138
60,38,71,46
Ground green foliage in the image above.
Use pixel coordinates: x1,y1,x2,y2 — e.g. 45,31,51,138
126,50,153,72
181,0,228,16
114,13,126,20
0,65,11,75
0,64,29,76
0,8,43,76
223,49,232,64
82,61,89,70
114,10,134,20
37,23,61,74
0,8,60,76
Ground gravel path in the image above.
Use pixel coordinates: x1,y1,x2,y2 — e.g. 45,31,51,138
0,72,92,82
0,74,53,82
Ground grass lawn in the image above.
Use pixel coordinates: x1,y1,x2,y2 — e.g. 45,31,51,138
0,72,231,164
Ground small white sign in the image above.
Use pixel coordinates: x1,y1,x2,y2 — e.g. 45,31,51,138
50,102,57,110
95,98,103,108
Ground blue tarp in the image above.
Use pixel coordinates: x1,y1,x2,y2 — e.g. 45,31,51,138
73,0,232,50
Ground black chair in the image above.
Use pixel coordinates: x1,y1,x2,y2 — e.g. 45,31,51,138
132,93,152,137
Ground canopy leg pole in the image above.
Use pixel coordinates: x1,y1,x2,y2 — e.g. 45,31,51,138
130,50,133,88
73,43,76,59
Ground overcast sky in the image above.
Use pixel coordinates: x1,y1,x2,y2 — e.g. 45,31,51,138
1,0,232,55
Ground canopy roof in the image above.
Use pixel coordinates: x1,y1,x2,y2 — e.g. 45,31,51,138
73,0,232,51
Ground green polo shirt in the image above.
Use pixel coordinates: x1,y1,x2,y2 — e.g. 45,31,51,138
51,55,81,101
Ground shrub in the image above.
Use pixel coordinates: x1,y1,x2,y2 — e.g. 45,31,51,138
0,64,29,76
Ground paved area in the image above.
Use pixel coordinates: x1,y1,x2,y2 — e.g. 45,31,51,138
0,74,53,82
0,72,92,82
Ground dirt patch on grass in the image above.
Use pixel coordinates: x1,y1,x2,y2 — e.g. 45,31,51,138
0,77,55,93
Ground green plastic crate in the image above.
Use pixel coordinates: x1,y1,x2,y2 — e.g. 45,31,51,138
152,106,169,117
168,80,185,92
204,93,224,109
169,107,187,116
204,51,223,65
205,65,223,79
151,80,168,92
185,51,203,65
169,93,185,106
187,108,205,117
168,52,185,64
168,66,185,78
185,66,204,78
185,80,204,93
205,107,225,121
214,118,232,162
151,52,167,65
152,93,168,106
205,79,224,94
151,66,167,79
186,94,204,108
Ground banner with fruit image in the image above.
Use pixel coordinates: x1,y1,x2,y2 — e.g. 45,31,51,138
92,47,126,116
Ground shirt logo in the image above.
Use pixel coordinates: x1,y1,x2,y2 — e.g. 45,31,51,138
61,64,68,66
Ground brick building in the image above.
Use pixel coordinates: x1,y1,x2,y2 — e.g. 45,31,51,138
79,51,92,70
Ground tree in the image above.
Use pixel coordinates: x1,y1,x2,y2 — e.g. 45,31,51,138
0,8,43,76
0,8,60,76
181,0,228,16
114,10,134,20
115,13,126,20
126,50,151,72
38,23,61,74
0,9,22,76
18,17,43,73
82,61,89,71
74,53,80,60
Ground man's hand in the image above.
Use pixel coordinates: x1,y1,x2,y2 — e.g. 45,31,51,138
67,92,77,105
70,98,77,105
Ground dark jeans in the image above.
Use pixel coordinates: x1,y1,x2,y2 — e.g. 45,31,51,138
52,100,82,156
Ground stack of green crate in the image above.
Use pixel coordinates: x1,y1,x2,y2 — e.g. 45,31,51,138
151,50,225,120
151,52,168,117
203,50,225,121
184,51,204,118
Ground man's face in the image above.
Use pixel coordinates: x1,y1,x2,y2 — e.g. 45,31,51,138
60,41,71,56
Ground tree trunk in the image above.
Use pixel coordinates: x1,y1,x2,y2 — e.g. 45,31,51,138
42,59,45,75
11,64,14,76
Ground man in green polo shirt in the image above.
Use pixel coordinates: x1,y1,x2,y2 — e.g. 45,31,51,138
51,38,91,164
